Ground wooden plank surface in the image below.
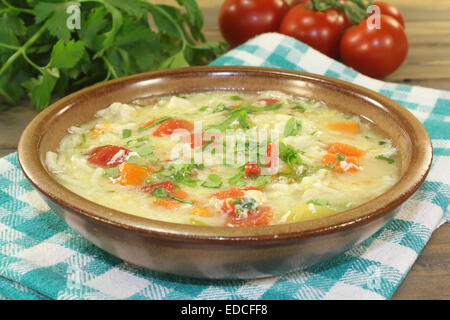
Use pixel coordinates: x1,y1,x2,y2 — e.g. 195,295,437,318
1,0,448,300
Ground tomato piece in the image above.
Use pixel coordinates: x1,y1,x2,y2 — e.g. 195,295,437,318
219,0,290,48
257,98,279,106
221,200,236,216
152,119,194,137
279,5,348,59
211,188,245,200
265,142,278,168
227,206,273,227
245,162,261,177
372,1,405,27
88,145,129,168
141,181,175,194
340,15,408,78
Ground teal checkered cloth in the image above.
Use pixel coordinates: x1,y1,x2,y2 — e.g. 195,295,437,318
0,33,448,300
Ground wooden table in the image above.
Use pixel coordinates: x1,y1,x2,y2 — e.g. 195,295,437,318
0,0,448,299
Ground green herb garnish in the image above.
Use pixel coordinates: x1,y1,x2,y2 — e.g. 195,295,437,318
335,153,345,161
138,116,171,132
122,129,132,139
151,187,194,205
201,174,223,189
127,155,147,167
103,167,119,178
255,175,272,189
375,155,395,164
284,118,302,137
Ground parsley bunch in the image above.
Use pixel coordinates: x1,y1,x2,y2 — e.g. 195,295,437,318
0,0,226,111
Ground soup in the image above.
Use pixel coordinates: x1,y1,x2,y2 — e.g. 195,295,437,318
46,91,399,227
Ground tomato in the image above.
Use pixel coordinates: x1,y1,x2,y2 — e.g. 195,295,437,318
372,1,405,27
185,132,222,149
219,0,290,48
279,5,348,59
152,118,194,137
87,145,129,168
141,181,175,194
227,206,273,227
245,162,262,177
340,14,408,78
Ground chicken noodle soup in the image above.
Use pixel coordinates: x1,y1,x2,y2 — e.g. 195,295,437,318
46,91,399,227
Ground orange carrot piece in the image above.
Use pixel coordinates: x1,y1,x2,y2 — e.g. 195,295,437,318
153,198,180,209
321,154,360,173
327,121,360,133
172,189,188,200
89,122,110,138
328,143,365,157
114,162,148,186
192,207,212,217
139,119,156,128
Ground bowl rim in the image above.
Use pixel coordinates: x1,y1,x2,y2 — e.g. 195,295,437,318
17,66,433,244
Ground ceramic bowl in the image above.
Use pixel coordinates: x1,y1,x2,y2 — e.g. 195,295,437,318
17,66,432,279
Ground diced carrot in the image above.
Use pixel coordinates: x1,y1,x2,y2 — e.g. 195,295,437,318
139,119,156,128
192,207,212,217
328,143,365,157
321,154,360,173
327,121,360,133
172,189,188,200
211,188,245,200
153,198,180,209
233,103,241,109
114,162,148,186
89,122,110,138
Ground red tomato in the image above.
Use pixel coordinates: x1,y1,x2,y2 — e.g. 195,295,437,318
245,162,262,177
279,5,348,59
372,1,405,27
152,119,194,137
227,206,273,227
141,181,175,194
88,145,129,168
340,14,408,78
219,0,290,48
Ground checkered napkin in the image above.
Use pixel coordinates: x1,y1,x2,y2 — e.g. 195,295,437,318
0,33,448,300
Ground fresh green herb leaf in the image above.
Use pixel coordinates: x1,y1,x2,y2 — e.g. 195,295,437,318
255,175,272,189
168,193,194,205
0,0,225,112
379,141,387,145
335,153,345,161
375,155,395,164
201,174,223,188
230,95,242,101
122,129,132,139
228,168,245,186
103,167,119,178
284,118,302,137
127,155,147,167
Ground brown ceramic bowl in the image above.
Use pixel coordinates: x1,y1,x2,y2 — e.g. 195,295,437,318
18,66,432,279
